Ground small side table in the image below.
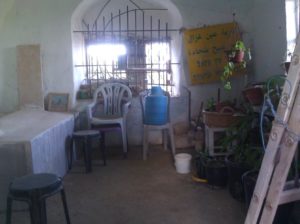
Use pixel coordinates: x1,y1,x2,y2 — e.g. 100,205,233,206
70,130,106,173
205,125,233,156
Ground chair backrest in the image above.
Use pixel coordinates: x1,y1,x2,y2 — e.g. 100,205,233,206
139,88,170,124
92,83,132,117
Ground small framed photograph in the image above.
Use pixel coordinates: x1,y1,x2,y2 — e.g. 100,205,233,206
48,93,69,112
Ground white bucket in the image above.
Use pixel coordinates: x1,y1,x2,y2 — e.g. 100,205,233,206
174,153,192,174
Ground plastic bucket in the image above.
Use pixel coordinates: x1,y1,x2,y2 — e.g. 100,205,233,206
174,153,192,174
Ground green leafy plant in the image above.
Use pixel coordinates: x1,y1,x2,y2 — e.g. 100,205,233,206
221,103,264,170
221,40,251,90
221,62,235,90
263,75,285,106
234,40,247,51
206,97,216,111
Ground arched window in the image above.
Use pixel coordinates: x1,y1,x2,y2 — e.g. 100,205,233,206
73,0,182,96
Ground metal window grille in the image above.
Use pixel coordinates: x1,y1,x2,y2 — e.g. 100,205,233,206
74,1,180,96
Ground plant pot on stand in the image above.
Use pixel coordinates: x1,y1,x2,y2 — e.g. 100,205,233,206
242,170,295,224
242,85,264,106
195,153,207,179
234,50,245,63
226,155,251,201
204,158,228,188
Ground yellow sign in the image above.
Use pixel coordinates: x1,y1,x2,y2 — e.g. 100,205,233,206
183,22,242,85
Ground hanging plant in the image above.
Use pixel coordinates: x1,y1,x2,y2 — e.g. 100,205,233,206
221,40,251,90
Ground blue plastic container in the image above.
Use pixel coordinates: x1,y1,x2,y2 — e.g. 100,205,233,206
144,86,168,125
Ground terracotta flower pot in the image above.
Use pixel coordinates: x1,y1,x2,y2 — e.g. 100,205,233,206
242,86,264,106
234,50,245,63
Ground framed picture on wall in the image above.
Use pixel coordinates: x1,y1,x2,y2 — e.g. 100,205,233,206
48,93,69,112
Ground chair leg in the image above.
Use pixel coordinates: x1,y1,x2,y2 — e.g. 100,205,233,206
120,122,128,156
60,188,71,224
168,124,176,158
163,129,168,151
6,196,12,224
143,125,149,160
100,132,106,166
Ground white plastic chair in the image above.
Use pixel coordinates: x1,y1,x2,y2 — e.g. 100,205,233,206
87,83,132,155
140,89,176,160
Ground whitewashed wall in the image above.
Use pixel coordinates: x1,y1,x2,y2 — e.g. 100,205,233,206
0,0,81,113
251,0,287,82
0,0,288,145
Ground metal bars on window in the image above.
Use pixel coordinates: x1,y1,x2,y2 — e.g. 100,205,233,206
74,3,179,96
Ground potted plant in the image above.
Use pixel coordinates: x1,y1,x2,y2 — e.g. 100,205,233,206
263,75,286,107
242,74,286,107
204,157,228,188
221,103,264,201
242,75,296,222
242,162,297,223
194,151,207,180
202,97,242,129
221,40,251,90
196,153,227,188
242,169,295,223
242,82,265,106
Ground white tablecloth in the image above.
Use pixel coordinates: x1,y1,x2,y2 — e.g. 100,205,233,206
0,109,74,210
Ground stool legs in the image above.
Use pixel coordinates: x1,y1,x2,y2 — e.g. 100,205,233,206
100,132,106,166
207,127,214,156
30,197,47,224
205,125,230,156
28,201,35,224
6,196,47,224
60,189,71,224
6,190,71,224
6,174,71,224
71,132,106,172
84,137,92,173
6,196,12,224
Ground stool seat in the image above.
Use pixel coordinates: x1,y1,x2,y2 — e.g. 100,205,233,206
10,173,61,198
6,173,71,224
73,130,100,137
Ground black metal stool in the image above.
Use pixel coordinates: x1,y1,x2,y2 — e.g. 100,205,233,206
70,130,106,173
6,173,71,224
92,124,128,158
